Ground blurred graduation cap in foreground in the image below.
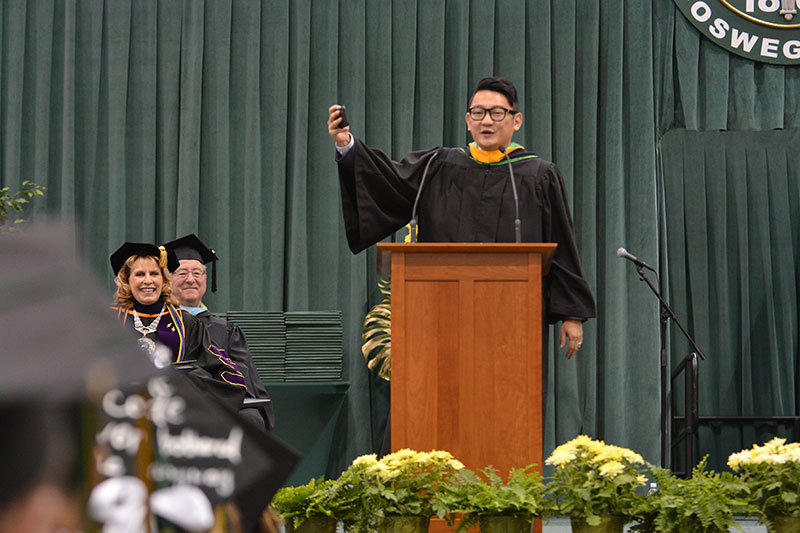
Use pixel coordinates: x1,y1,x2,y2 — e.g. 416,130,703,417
0,224,162,531
0,225,160,401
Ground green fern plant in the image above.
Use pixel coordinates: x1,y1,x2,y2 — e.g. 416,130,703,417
631,458,748,533
361,277,391,380
439,465,544,532
270,476,361,530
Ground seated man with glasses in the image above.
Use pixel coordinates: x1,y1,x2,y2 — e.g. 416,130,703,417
327,76,595,359
164,234,274,431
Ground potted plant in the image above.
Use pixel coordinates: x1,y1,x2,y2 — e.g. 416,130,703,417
631,458,748,533
440,465,544,532
728,437,800,532
543,435,647,532
342,448,465,532
270,476,357,532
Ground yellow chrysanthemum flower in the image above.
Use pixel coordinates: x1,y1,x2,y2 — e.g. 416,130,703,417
448,459,465,470
787,447,800,462
352,453,378,467
727,450,749,471
368,462,400,480
728,437,800,470
598,461,625,478
545,448,576,466
383,448,417,463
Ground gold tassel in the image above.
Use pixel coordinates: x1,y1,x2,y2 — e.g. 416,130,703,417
158,246,168,269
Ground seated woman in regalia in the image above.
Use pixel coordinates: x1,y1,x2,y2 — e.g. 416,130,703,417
109,242,246,410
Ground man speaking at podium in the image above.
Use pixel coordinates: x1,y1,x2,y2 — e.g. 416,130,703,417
327,77,595,358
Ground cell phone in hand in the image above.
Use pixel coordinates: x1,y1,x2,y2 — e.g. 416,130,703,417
338,105,349,128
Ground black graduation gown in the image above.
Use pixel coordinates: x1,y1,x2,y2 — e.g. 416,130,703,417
113,303,247,411
337,138,596,323
195,310,275,431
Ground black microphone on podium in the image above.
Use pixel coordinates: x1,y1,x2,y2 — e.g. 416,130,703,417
409,151,440,243
617,247,656,272
498,146,521,243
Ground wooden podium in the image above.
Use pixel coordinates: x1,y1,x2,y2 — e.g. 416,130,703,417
378,243,555,532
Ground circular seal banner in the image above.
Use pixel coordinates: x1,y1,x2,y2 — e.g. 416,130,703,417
675,0,800,65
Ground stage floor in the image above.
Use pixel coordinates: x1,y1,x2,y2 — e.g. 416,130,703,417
301,516,769,532
540,516,766,531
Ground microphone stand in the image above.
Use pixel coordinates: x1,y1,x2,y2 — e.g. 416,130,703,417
498,146,521,243
632,263,706,469
409,152,439,243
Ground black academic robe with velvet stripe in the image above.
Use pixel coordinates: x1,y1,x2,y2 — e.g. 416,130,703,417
195,310,275,431
336,137,596,323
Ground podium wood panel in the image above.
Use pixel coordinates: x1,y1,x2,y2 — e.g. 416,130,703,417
380,243,555,482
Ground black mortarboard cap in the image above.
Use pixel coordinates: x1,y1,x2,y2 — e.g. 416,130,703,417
0,224,160,402
109,241,179,276
163,234,219,292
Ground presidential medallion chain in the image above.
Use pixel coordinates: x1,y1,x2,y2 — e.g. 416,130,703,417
132,305,165,355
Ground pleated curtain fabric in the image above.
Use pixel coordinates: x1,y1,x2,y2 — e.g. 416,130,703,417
660,129,800,470
2,0,799,475
653,2,800,470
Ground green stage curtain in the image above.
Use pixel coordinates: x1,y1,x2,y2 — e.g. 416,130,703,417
8,0,800,477
659,129,800,471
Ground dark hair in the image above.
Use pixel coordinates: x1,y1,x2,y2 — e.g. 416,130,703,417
470,77,519,110
0,403,74,509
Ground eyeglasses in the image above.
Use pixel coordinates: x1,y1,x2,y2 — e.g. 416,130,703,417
173,268,206,279
467,106,518,122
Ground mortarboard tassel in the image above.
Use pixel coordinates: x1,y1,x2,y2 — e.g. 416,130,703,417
211,253,217,292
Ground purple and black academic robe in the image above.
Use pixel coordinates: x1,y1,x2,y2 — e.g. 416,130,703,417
112,302,247,411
